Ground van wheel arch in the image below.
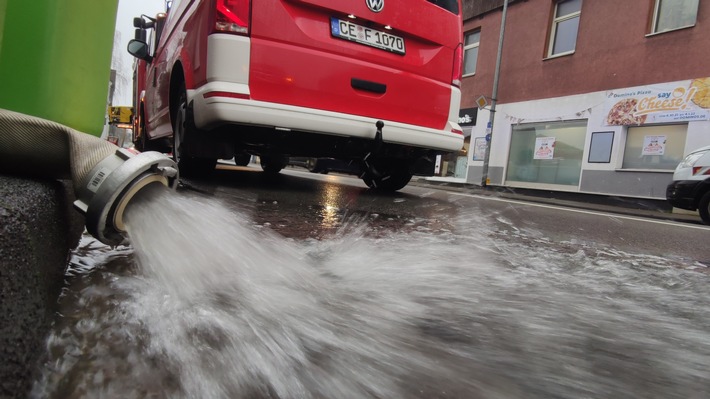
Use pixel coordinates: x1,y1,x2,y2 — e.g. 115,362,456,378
169,62,186,127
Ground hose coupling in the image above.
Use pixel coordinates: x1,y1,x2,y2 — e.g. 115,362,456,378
73,148,178,246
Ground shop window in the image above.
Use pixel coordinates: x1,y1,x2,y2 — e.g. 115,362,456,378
548,0,582,57
463,30,480,76
621,124,687,170
438,135,470,178
506,120,587,186
651,0,699,34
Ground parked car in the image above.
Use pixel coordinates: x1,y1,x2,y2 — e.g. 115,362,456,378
666,145,710,224
127,0,464,190
288,157,362,175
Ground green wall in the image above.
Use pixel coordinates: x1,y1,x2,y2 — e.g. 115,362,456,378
0,0,119,136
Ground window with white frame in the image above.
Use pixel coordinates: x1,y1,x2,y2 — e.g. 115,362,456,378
652,0,699,34
506,120,587,186
548,0,582,57
463,30,480,76
621,124,687,170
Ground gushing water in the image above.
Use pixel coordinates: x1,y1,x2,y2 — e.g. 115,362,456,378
32,186,710,398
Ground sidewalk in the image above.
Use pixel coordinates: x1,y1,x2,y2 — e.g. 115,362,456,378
0,175,85,398
409,177,704,225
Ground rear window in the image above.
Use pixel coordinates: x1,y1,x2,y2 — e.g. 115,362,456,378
428,0,459,14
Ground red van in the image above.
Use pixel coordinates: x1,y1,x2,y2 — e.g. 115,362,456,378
128,0,464,190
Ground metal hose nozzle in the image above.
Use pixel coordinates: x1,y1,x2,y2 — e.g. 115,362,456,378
0,108,178,246
73,148,178,246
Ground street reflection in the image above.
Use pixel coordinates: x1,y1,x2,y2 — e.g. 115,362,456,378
317,184,341,230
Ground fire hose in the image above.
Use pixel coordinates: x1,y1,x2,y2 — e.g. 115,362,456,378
0,108,178,246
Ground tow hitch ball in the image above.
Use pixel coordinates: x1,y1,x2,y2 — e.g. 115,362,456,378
363,120,384,179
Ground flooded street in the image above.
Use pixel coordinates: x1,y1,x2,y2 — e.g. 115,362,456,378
31,173,710,398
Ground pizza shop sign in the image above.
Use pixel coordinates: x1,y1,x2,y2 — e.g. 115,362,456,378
604,78,710,126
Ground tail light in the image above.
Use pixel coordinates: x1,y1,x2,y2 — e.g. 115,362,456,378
452,43,463,87
214,0,250,35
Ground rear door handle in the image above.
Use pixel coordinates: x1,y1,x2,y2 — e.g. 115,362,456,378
351,78,386,94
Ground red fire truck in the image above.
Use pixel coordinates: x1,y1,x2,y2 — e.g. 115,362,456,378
128,0,464,190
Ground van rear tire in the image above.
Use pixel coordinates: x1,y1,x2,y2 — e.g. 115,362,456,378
260,155,288,174
362,162,412,192
173,85,216,177
698,191,710,225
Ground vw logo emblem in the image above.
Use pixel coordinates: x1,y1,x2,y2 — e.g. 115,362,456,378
366,0,384,13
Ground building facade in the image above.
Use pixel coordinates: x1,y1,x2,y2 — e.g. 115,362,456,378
442,0,710,201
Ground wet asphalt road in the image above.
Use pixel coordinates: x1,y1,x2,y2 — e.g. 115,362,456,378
186,162,710,265
31,161,710,398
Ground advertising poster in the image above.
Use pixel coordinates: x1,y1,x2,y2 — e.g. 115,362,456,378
604,78,710,126
534,137,555,160
473,137,487,161
642,135,666,156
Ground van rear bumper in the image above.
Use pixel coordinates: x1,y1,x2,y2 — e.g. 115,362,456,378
190,83,464,153
666,180,702,210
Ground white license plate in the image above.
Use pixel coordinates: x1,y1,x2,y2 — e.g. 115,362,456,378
330,17,405,55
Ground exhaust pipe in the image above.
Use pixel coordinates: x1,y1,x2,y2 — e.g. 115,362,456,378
0,108,178,246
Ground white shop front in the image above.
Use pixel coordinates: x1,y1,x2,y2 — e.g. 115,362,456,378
465,77,710,199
